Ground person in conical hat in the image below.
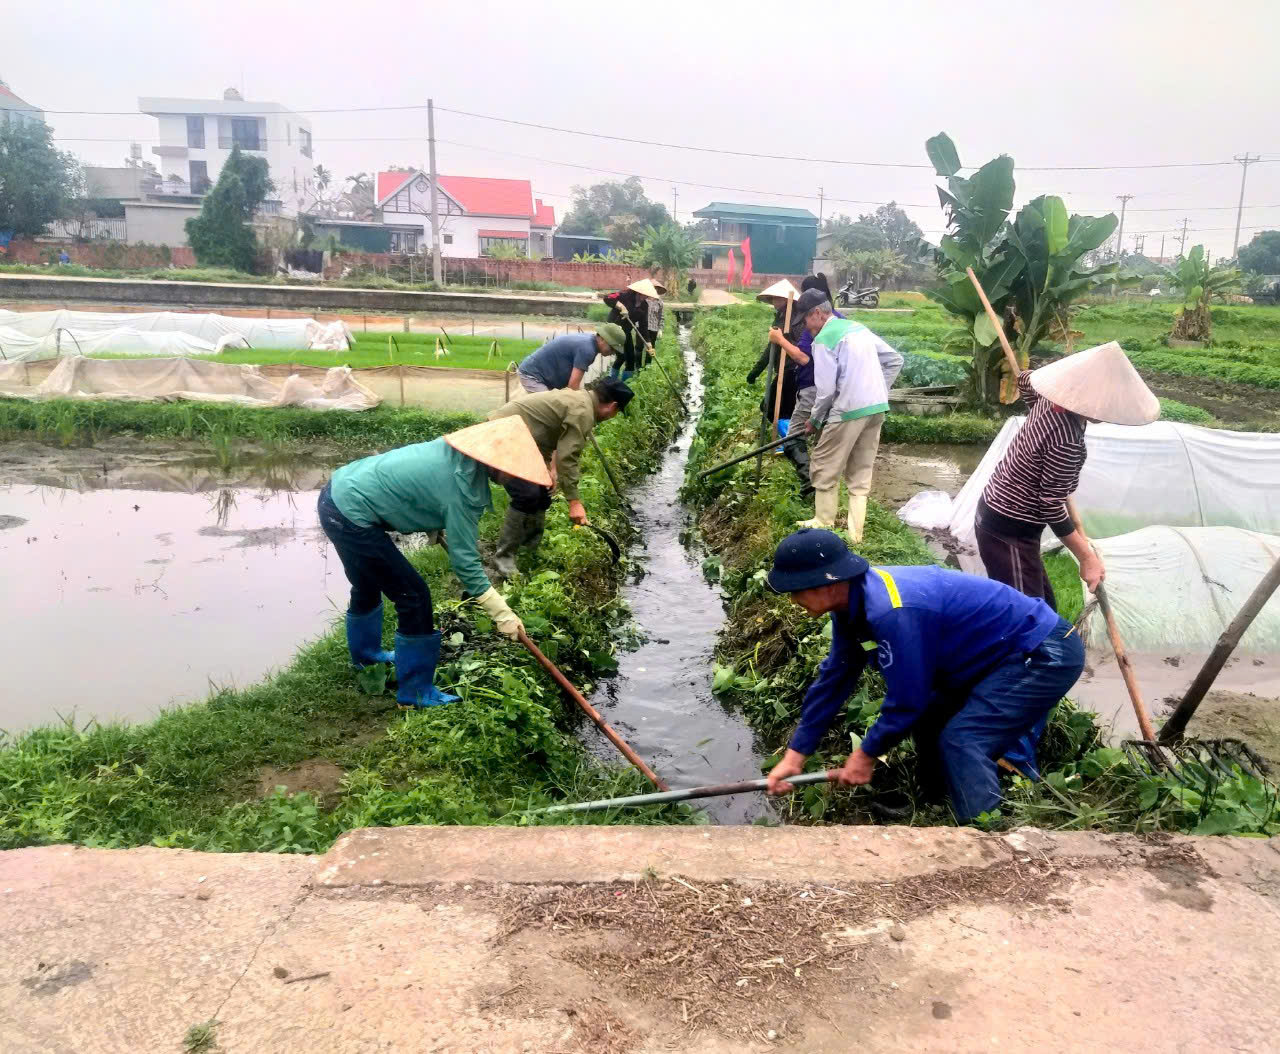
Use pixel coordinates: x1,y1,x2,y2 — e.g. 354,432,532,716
976,342,1154,775
603,277,666,379
976,341,1159,611
318,417,551,709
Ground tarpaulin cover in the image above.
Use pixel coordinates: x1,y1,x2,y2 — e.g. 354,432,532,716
1079,526,1280,655
0,356,379,411
901,417,1280,574
0,308,351,358
0,325,240,360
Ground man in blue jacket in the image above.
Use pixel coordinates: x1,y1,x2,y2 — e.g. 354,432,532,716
764,529,1084,822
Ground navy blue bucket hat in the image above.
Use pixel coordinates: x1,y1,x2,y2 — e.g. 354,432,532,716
767,529,870,593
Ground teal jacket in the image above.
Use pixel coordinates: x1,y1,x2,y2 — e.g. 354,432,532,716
329,438,492,597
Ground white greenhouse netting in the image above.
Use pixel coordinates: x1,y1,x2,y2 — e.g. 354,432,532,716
900,417,1280,575
0,325,242,360
0,356,379,410
1079,526,1280,655
0,308,351,358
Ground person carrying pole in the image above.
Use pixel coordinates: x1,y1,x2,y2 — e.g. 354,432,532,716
763,528,1085,822
975,341,1159,609
792,288,903,540
487,377,635,576
516,324,627,394
603,278,666,380
745,279,810,488
318,417,550,709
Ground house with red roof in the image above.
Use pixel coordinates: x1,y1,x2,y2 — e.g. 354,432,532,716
0,80,44,130
374,170,555,258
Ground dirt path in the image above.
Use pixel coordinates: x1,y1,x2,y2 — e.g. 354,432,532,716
3,826,1278,1053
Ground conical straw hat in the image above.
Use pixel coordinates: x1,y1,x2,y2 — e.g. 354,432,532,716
444,417,552,486
756,278,799,304
1029,341,1160,426
628,278,666,297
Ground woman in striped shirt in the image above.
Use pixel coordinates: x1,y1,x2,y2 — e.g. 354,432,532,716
975,342,1160,609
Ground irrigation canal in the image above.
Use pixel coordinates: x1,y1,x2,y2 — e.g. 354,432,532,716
587,329,767,823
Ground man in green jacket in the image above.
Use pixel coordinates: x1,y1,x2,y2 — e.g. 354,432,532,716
318,417,551,708
487,377,634,576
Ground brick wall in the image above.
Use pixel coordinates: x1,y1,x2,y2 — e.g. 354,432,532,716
1,239,196,270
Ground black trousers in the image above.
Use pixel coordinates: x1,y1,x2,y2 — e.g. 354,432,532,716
503,476,553,514
317,484,433,634
974,516,1057,612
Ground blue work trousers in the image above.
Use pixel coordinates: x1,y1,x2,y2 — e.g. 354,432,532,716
317,484,434,635
915,618,1084,822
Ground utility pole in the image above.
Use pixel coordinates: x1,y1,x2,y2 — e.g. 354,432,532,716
427,98,442,285
1159,233,1166,263
672,186,678,223
1178,217,1190,257
818,186,824,226
1134,233,1145,256
1231,153,1260,257
1115,194,1134,258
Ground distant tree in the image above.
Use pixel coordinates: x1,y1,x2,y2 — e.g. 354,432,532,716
185,145,272,272
1164,245,1243,342
0,120,83,236
639,223,699,292
559,177,669,248
342,172,374,220
861,202,924,257
313,165,332,192
823,213,885,253
683,217,717,240
1238,230,1280,275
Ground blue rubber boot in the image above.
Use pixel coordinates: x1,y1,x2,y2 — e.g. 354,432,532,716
346,604,396,668
394,631,460,709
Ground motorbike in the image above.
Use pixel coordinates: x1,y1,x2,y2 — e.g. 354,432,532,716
837,283,880,308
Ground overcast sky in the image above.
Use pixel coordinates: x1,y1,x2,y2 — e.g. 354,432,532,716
5,0,1277,259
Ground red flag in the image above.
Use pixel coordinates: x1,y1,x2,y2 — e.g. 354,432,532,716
726,247,736,286
740,237,753,286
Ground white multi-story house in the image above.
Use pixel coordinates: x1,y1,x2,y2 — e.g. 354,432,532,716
0,80,44,129
138,89,316,216
374,170,556,257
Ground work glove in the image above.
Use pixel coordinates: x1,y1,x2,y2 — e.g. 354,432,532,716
477,586,523,640
746,368,761,385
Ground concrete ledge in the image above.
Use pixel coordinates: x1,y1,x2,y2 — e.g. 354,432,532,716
0,273,594,317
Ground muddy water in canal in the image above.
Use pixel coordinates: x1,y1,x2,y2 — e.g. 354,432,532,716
0,440,347,733
588,332,766,822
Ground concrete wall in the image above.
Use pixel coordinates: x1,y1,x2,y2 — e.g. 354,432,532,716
124,203,202,247
0,273,595,316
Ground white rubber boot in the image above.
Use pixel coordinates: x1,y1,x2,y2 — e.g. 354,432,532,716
797,488,838,529
846,495,868,543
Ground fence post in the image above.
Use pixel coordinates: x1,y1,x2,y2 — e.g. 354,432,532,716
399,363,406,407
504,368,510,403
521,320,525,339
403,316,410,333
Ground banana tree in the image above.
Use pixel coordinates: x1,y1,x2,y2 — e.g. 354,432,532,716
925,132,1139,404
1164,245,1243,343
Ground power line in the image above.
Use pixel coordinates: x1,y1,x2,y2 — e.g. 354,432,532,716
22,98,1279,171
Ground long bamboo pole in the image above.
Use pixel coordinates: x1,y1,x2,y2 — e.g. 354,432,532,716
698,433,804,479
1159,554,1280,744
588,434,631,509
613,300,687,412
531,770,836,815
771,291,796,439
517,629,668,790
966,266,1021,378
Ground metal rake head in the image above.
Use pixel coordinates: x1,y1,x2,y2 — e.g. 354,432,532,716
1122,736,1273,789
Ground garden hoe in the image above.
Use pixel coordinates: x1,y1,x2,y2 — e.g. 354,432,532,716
529,770,839,815
517,628,668,791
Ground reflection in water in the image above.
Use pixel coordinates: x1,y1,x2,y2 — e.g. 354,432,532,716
0,444,346,733
588,331,765,823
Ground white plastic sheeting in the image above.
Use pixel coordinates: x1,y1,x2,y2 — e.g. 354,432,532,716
0,326,244,360
900,417,1280,574
0,356,379,411
0,308,351,359
1081,526,1280,655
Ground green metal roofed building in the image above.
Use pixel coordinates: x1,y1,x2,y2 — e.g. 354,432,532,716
691,202,818,276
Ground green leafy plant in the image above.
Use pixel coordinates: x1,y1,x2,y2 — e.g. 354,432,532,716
185,145,273,272
925,132,1138,404
1163,245,1244,343
638,223,700,294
